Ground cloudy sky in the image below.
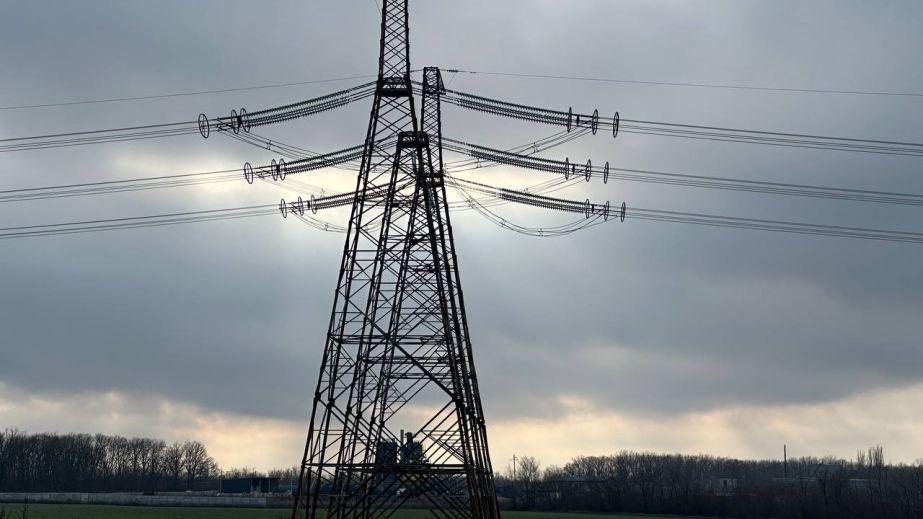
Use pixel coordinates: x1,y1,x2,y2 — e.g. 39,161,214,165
2,0,922,472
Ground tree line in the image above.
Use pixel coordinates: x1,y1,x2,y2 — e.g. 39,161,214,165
0,430,218,492
4,430,922,519
500,447,923,519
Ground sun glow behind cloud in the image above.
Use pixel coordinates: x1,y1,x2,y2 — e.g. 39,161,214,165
2,381,921,471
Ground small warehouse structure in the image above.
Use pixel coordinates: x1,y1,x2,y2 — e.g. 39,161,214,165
219,477,281,495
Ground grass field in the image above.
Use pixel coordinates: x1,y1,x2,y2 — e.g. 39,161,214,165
0,504,681,519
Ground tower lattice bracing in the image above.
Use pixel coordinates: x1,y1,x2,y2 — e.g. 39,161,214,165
293,1,499,518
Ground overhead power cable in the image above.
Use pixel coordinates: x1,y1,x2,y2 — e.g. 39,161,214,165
6,64,914,113
5,181,923,244
448,176,622,220
0,142,403,203
452,186,603,238
0,190,359,240
625,207,923,244
441,87,923,157
11,79,917,157
445,177,923,244
0,129,588,204
0,73,381,111
443,138,923,207
201,82,376,136
0,205,277,239
446,68,923,98
9,125,923,209
0,82,376,152
0,168,241,202
0,122,200,152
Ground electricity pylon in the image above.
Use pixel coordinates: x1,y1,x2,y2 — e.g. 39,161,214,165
292,1,499,518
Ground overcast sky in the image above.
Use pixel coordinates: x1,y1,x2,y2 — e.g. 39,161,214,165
2,0,922,472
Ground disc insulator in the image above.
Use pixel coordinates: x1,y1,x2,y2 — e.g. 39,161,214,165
240,108,251,133
197,113,210,139
230,109,240,134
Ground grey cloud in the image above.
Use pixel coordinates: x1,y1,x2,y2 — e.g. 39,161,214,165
1,0,922,450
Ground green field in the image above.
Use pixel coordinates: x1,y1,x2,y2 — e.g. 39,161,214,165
0,505,680,519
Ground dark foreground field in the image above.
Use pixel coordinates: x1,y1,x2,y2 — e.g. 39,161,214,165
0,505,680,519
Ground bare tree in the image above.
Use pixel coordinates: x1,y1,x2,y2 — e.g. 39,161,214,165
162,441,185,491
517,456,541,509
181,440,217,490
3,430,923,518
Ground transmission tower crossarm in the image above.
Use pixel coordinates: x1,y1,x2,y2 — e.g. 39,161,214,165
196,81,377,138
448,176,624,221
276,187,392,220
443,137,580,178
241,143,370,184
441,86,613,136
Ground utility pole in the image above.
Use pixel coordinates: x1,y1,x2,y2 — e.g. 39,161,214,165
784,444,788,479
511,454,518,510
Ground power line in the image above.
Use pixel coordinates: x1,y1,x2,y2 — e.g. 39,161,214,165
443,137,923,206
441,87,923,157
0,168,242,202
0,121,197,144
0,186,364,239
448,180,923,245
0,130,586,203
618,120,923,153
446,68,923,98
0,205,277,239
5,189,923,245
626,207,923,244
0,82,376,153
0,73,380,111
8,126,923,209
7,80,918,157
6,64,916,115
0,125,200,152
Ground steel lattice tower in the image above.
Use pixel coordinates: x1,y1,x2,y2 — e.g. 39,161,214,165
293,1,499,518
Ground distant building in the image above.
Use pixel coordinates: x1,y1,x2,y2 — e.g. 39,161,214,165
374,440,400,491
372,433,424,495
400,432,424,464
715,477,738,496
377,440,399,466
219,477,281,495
